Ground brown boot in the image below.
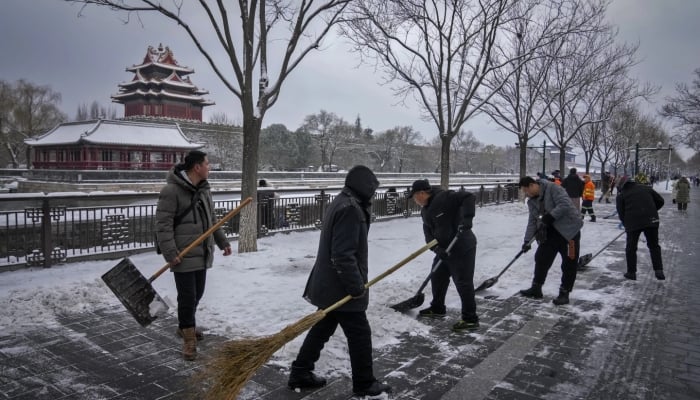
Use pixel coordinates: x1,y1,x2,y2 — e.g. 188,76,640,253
181,327,197,361
177,326,204,341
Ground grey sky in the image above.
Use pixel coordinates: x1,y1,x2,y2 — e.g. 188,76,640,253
1,0,699,154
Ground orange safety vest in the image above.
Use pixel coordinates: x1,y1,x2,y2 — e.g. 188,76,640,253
583,181,595,200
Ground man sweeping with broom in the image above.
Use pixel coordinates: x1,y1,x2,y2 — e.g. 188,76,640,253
288,165,392,398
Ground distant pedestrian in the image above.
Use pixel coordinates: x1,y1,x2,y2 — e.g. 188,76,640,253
598,171,612,203
258,178,277,230
155,150,232,361
518,176,583,305
288,165,391,398
675,176,691,212
561,168,584,211
616,177,665,281
408,179,480,332
551,170,562,185
581,175,596,222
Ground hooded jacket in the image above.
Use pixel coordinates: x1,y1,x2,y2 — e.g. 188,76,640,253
524,179,583,242
616,180,664,232
155,164,229,273
303,166,379,312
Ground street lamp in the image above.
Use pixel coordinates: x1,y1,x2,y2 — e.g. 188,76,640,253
515,139,549,176
632,142,673,188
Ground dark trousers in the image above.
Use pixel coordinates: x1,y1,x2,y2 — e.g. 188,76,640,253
430,230,478,322
173,269,206,329
677,202,688,211
625,227,663,272
293,310,375,390
533,228,580,291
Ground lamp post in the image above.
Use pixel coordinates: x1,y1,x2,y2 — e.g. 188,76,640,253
632,142,673,187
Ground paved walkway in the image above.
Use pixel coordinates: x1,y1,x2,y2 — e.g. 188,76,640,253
1,189,698,400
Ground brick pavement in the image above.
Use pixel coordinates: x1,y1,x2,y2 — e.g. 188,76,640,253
1,188,698,400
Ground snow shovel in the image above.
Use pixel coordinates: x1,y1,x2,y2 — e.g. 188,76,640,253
390,233,461,312
577,230,625,269
475,235,537,292
102,197,252,327
602,210,618,219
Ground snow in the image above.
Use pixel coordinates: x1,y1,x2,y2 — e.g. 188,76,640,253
0,184,674,380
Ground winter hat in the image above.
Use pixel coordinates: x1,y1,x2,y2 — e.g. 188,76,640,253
407,179,431,199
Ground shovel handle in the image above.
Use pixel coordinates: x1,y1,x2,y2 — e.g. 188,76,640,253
322,239,439,314
148,197,253,282
414,232,462,295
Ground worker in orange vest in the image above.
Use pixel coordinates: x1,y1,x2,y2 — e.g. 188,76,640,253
581,174,596,222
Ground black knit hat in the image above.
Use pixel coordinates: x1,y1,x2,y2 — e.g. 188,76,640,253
407,179,431,199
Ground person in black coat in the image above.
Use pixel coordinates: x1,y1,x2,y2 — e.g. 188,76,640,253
616,177,665,281
288,165,391,398
408,179,479,332
561,168,584,211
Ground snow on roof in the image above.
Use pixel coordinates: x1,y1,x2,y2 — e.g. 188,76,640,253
25,119,202,149
111,88,214,104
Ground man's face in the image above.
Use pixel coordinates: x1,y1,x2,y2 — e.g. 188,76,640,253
194,156,210,180
412,191,430,207
521,183,540,198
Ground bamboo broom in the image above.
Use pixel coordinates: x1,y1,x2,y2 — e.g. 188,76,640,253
199,239,439,400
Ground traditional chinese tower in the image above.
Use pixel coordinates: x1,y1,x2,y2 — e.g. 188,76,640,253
112,44,213,121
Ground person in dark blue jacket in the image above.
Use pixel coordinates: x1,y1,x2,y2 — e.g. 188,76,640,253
288,165,391,398
408,179,479,332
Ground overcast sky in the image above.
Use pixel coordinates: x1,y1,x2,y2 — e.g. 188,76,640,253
1,0,699,152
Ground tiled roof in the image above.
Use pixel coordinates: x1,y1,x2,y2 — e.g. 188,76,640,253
25,119,202,149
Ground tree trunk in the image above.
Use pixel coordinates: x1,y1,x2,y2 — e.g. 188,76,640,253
238,114,263,253
439,136,451,188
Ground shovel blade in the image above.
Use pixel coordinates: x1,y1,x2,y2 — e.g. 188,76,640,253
102,258,168,327
578,253,593,268
475,277,498,292
390,293,425,312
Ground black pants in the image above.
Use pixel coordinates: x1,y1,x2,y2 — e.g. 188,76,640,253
677,202,688,211
173,269,206,329
430,230,478,322
293,310,375,391
533,228,580,291
625,227,663,272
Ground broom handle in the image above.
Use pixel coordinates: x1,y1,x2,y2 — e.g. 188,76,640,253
323,239,439,314
148,197,253,282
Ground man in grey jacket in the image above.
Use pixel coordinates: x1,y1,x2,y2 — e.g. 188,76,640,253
518,176,583,305
155,150,232,361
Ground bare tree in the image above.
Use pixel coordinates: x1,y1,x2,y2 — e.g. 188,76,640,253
482,0,608,177
341,0,550,188
660,68,700,151
372,125,421,172
451,129,482,173
0,80,67,168
301,110,354,170
68,0,351,252
208,112,239,126
75,101,118,120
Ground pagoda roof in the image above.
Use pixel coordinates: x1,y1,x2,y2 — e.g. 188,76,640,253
111,88,215,105
25,119,202,149
117,70,209,94
126,44,194,74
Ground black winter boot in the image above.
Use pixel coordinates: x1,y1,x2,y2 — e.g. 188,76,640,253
590,215,596,222
654,270,666,280
519,283,543,299
552,288,570,305
624,271,637,280
288,366,327,390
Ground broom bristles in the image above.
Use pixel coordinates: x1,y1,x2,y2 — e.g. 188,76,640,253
200,309,326,400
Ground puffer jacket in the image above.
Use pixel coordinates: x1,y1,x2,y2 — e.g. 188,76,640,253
675,177,691,203
155,164,229,273
616,180,664,232
303,166,379,312
524,179,583,242
583,180,596,201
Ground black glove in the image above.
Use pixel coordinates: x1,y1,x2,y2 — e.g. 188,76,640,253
457,224,466,233
434,246,450,260
540,213,555,226
521,242,532,253
349,286,366,298
672,198,676,204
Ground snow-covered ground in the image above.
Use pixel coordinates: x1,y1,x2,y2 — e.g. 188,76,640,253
0,182,674,380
